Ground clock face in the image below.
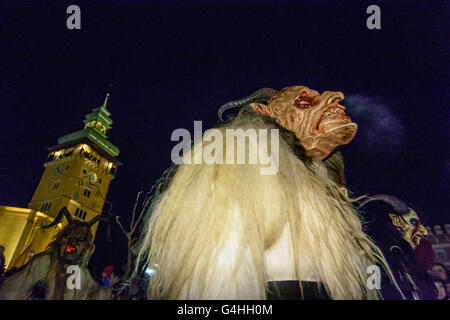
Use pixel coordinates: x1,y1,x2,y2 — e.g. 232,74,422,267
88,172,98,184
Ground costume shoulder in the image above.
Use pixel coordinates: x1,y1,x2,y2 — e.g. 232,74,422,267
0,252,52,300
79,267,99,298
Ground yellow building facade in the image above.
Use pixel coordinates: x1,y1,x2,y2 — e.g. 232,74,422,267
0,95,120,269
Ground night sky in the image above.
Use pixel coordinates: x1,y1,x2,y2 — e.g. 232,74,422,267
0,0,449,275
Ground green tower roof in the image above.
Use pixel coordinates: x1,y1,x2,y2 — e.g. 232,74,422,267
57,94,120,157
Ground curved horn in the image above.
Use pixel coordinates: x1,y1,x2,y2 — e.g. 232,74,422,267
359,194,409,214
87,215,111,241
41,207,73,229
218,87,277,123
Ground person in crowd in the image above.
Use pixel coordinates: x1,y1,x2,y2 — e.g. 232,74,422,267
430,263,449,282
431,275,447,300
101,265,114,287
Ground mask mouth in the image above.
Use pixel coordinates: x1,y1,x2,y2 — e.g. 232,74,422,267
65,245,77,253
412,233,424,246
316,103,352,130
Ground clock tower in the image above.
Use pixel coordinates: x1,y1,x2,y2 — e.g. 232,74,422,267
1,94,121,268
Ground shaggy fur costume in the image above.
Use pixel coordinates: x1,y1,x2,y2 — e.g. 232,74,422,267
137,107,388,299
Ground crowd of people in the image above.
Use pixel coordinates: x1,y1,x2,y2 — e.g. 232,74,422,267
1,245,449,300
431,263,450,300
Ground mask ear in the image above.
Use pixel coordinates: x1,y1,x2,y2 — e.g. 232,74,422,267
250,103,272,117
389,213,403,228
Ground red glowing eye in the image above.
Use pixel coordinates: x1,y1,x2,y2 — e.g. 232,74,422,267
293,91,314,108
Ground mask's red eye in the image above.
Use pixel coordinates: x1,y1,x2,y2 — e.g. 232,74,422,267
293,91,314,109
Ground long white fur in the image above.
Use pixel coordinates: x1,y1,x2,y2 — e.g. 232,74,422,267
138,112,383,300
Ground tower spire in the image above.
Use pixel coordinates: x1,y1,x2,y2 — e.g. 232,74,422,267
102,93,110,109
56,94,120,157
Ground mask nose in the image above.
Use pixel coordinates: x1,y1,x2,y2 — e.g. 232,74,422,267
322,91,345,105
419,224,427,235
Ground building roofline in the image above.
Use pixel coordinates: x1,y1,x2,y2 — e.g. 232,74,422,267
46,137,122,166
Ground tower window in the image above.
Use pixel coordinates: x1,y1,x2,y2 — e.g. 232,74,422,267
83,188,91,198
52,181,60,190
40,202,52,212
74,208,87,220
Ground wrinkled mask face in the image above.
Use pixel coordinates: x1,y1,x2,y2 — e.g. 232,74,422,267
57,224,93,265
250,85,358,159
389,208,427,249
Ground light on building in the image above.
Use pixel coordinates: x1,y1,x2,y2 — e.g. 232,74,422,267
81,144,92,152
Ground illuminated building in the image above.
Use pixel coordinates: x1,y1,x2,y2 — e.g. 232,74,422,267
0,94,120,269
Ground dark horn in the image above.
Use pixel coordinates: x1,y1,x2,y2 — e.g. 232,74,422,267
359,194,409,214
41,207,73,229
87,215,112,241
218,87,277,123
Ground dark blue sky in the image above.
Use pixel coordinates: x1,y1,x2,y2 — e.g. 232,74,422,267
0,0,448,272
